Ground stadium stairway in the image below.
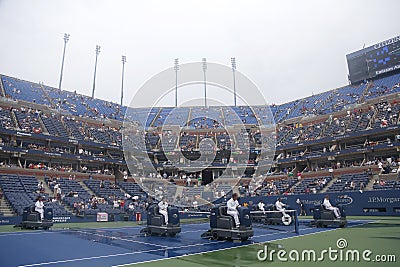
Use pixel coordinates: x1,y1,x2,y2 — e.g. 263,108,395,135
41,177,77,214
286,178,302,192
365,174,379,191
10,110,19,130
368,107,380,128
149,109,162,127
38,176,76,213
39,177,56,196
174,185,184,199
115,183,131,199
0,76,5,96
37,116,49,134
78,180,97,197
319,176,337,193
358,81,374,104
39,83,56,106
0,188,14,216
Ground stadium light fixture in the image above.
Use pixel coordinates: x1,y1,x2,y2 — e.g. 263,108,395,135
120,55,126,106
174,58,179,107
202,58,207,107
58,33,70,90
231,57,237,107
91,45,101,98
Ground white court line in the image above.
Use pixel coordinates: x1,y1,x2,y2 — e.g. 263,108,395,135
17,239,228,267
0,231,57,237
112,220,374,267
180,229,208,233
74,230,169,249
112,228,338,267
86,222,209,232
17,220,373,267
0,221,209,237
16,229,293,267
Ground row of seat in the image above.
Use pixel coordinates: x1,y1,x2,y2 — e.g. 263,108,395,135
2,73,399,127
0,175,70,215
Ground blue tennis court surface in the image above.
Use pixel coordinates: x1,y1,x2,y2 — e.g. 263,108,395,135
0,220,368,267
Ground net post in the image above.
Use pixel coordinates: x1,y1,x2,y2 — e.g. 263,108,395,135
294,210,299,234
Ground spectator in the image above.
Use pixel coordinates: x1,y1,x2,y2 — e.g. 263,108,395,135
378,161,383,174
359,182,365,193
53,183,60,196
123,170,128,182
113,199,119,209
350,181,356,190
328,167,334,178
128,203,135,213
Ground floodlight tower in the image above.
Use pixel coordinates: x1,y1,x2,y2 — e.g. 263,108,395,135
58,33,70,90
202,58,207,107
231,57,237,107
91,45,101,98
174,58,179,107
120,55,126,106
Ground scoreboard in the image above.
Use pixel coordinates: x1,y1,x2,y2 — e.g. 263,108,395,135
347,35,400,84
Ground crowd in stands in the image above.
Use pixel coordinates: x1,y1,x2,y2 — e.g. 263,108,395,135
1,73,399,128
276,100,399,147
0,75,399,156
0,174,70,216
44,175,148,216
0,71,400,218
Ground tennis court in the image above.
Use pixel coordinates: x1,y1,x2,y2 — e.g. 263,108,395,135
0,218,374,267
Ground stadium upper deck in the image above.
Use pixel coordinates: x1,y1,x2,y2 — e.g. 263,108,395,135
1,72,400,126
0,71,399,177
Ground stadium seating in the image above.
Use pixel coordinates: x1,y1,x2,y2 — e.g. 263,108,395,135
365,73,400,100
46,177,91,207
372,179,400,190
83,180,125,203
13,109,42,133
117,181,146,199
326,173,369,192
258,178,297,195
0,107,16,129
0,174,70,216
0,69,399,218
2,76,51,106
41,114,69,138
292,176,332,194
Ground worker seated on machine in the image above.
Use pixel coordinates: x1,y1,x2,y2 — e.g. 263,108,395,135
257,200,265,212
158,196,169,225
275,197,288,216
323,195,341,219
35,196,45,221
227,193,241,228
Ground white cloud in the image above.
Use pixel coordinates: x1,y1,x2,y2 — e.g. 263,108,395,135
0,0,398,106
